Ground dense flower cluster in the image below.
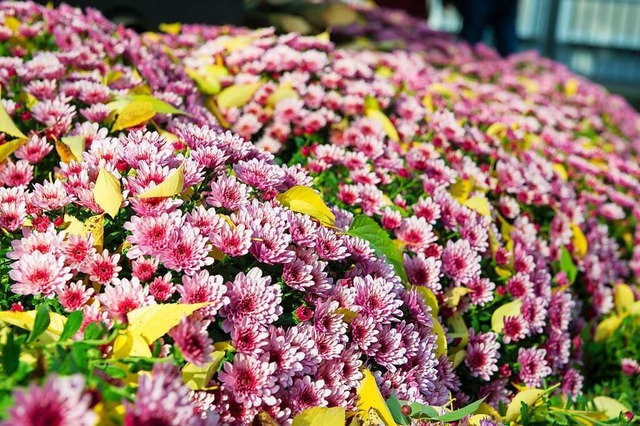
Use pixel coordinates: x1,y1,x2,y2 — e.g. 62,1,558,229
1,1,640,425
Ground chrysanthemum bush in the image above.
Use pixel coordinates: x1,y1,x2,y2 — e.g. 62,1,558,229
1,1,640,425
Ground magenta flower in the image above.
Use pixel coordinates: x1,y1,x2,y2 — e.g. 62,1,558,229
2,375,96,426
170,316,214,366
518,347,552,388
465,330,501,381
441,239,481,284
218,353,279,409
9,251,72,297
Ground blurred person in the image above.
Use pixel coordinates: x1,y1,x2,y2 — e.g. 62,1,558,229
454,0,519,56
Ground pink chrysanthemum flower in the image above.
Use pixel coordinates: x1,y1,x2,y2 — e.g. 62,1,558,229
149,273,176,302
441,239,481,284
97,277,154,322
518,347,552,388
395,216,436,252
561,368,584,400
404,253,442,291
220,268,283,332
352,275,403,324
57,280,94,312
29,180,74,211
286,376,332,415
125,364,204,426
8,227,65,259
502,315,529,344
62,234,96,270
465,330,501,381
170,316,214,366
231,319,269,355
218,353,279,409
0,159,34,187
131,257,159,282
158,224,213,275
207,175,250,211
467,277,496,306
1,375,96,426
14,135,53,163
9,251,73,297
176,270,228,316
81,249,121,285
621,358,640,375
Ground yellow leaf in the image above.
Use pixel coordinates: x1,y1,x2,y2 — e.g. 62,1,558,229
476,402,501,419
592,396,630,419
464,196,491,217
447,314,469,353
552,163,568,181
504,388,546,422
84,214,105,251
594,315,623,343
0,100,27,139
0,310,67,344
445,287,471,308
365,108,400,142
356,368,396,426
94,168,122,219
448,349,466,369
111,99,156,132
112,329,152,358
93,401,125,426
433,316,448,358
137,163,185,199
127,302,211,345
422,93,434,114
336,308,357,323
217,81,263,109
450,179,473,203
315,31,331,42
64,214,85,235
0,138,26,163
486,123,506,138
570,223,588,259
491,299,523,333
428,83,456,99
187,65,229,95
4,16,21,33
59,136,85,163
614,284,635,316
103,70,123,86
159,22,181,35
495,266,512,279
376,66,393,78
182,351,225,390
277,186,336,226
415,286,439,317
214,340,234,352
267,84,299,107
292,407,346,426
468,414,491,426
218,35,254,52
564,78,579,97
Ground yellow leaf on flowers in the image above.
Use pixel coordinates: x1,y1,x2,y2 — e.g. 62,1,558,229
450,179,473,203
448,349,466,369
376,66,393,78
292,407,346,426
159,22,181,34
218,35,254,52
137,163,185,199
422,93,434,114
84,214,105,251
445,287,471,308
267,84,299,107
0,138,26,163
476,402,501,419
111,99,155,132
112,329,152,358
468,414,491,426
316,31,331,42
504,388,546,422
564,78,579,97
592,396,630,419
94,168,122,218
59,136,85,163
570,223,588,259
93,401,125,426
336,308,357,323
4,16,21,33
491,299,523,333
186,65,229,95
356,368,396,426
614,284,635,316
518,77,539,94
127,302,211,345
486,122,506,138
55,139,75,163
64,214,85,235
365,108,400,142
464,196,491,217
217,81,263,109
552,163,568,181
495,265,512,279
415,286,439,316
0,310,67,344
447,313,469,353
214,340,234,352
277,186,336,226
428,83,456,100
433,316,448,358
594,315,623,343
182,351,225,390
103,70,123,86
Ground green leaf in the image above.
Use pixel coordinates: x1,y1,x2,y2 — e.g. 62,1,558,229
26,304,50,344
1,332,20,375
348,214,407,282
386,394,408,425
83,322,103,340
71,344,89,374
436,398,485,422
59,310,83,341
408,402,440,419
103,365,128,379
126,94,188,115
560,246,577,284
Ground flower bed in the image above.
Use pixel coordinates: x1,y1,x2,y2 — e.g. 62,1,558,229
0,2,639,425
